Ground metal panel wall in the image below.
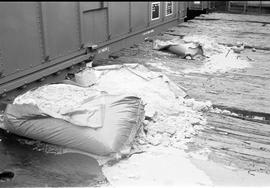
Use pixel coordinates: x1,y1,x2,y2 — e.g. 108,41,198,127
261,1,270,7
0,1,187,97
0,2,43,77
202,1,210,9
178,1,188,18
108,2,130,39
81,3,108,45
131,2,148,32
42,2,80,60
80,2,102,11
188,1,203,10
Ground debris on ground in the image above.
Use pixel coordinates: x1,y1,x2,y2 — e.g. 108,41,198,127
153,38,205,60
177,35,252,74
73,63,214,186
231,42,245,54
102,147,213,187
97,12,270,186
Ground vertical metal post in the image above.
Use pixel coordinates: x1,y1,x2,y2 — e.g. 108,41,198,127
243,1,247,13
147,2,150,27
178,1,180,20
106,2,111,40
77,2,83,48
129,2,132,32
260,0,262,14
162,2,165,22
227,1,231,12
37,2,49,62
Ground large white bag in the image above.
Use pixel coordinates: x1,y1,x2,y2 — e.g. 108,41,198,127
4,84,145,156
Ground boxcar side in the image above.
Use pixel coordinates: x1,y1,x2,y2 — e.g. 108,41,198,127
0,2,188,99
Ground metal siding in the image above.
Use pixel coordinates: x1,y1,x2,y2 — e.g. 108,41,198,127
42,2,80,60
189,1,203,10
160,2,165,21
178,1,186,18
230,1,246,5
0,1,185,96
203,1,209,9
131,2,148,31
109,2,130,39
82,9,108,44
261,1,270,7
80,2,101,11
0,2,43,77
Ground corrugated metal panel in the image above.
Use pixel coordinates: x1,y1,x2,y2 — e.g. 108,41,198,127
261,1,270,7
42,2,80,60
178,1,187,18
108,2,130,39
80,2,102,11
0,2,43,76
202,1,209,9
82,8,108,44
230,1,246,5
131,2,148,31
247,1,260,6
0,1,185,96
189,1,203,10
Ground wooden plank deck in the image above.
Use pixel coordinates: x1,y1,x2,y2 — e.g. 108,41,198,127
107,12,270,174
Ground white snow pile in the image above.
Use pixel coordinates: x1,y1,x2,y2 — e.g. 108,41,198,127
76,63,189,119
102,146,213,187
183,35,227,57
12,63,214,186
76,63,212,156
77,64,214,187
182,35,252,74
194,52,251,74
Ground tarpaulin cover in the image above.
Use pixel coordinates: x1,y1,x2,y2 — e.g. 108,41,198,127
4,84,145,156
74,64,187,118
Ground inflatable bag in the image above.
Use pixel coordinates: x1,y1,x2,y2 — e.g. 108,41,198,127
168,43,204,58
4,85,145,156
153,39,204,59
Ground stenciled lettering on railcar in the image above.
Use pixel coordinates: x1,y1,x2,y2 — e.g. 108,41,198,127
151,2,160,20
98,47,110,54
142,29,154,36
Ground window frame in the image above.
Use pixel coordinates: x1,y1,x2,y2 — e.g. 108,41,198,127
165,1,174,17
151,2,161,21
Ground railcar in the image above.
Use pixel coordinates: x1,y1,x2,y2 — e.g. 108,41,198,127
188,1,215,13
0,2,188,101
228,1,270,13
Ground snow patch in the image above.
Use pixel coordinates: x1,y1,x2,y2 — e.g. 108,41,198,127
102,147,213,187
74,64,214,186
182,35,251,74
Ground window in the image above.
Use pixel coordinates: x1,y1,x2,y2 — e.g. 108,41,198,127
151,2,160,20
165,2,173,16
194,1,201,5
